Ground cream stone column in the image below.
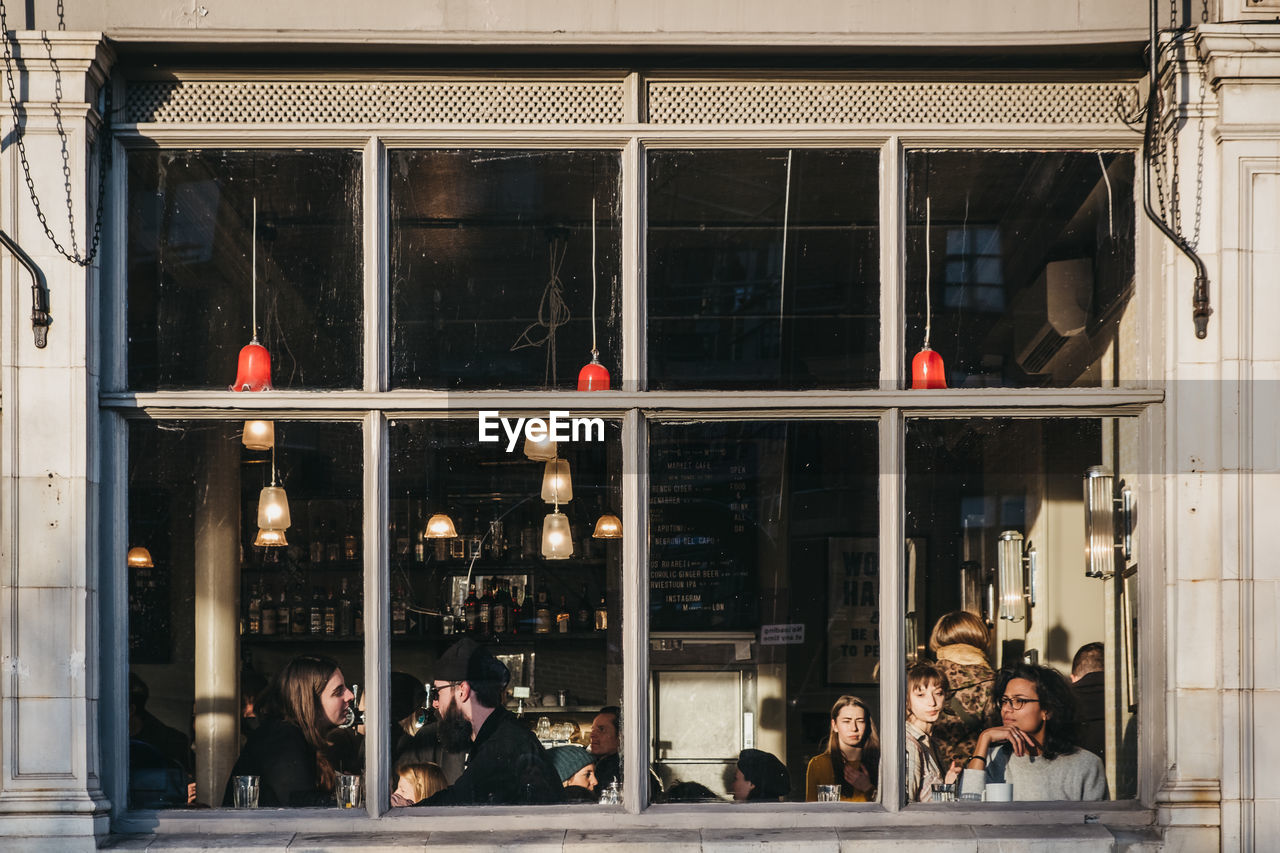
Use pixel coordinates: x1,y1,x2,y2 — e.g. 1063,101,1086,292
0,31,113,851
1197,26,1280,853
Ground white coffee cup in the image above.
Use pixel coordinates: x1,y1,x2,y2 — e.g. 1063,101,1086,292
984,782,1013,802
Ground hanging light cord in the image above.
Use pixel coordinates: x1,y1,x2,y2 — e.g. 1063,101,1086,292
923,196,933,350
511,237,571,385
590,197,599,360
251,197,259,341
779,151,793,334
1097,153,1115,240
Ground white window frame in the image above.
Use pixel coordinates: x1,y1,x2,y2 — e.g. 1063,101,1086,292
98,74,1165,835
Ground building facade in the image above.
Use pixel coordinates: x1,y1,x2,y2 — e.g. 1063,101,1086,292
1,1,1278,850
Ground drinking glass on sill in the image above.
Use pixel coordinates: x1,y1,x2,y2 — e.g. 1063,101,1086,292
336,773,363,809
817,784,841,802
232,775,260,809
930,782,956,802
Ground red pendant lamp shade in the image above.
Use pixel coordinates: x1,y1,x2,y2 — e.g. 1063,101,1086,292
911,346,947,389
577,356,610,391
232,337,273,392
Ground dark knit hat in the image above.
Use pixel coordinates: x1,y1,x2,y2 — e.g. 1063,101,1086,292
546,745,594,783
433,637,510,686
737,748,789,800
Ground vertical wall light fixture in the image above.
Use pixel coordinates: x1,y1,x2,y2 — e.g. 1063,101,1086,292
997,529,1037,623
1083,465,1133,579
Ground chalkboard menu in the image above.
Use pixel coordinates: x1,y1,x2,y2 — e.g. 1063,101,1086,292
649,435,758,631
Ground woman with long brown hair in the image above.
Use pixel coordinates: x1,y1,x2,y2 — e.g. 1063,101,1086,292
928,610,998,767
804,695,879,802
223,654,356,807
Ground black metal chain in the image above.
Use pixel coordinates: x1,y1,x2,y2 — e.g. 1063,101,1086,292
0,0,111,267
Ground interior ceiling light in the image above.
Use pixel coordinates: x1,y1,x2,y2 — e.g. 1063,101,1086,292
541,510,573,560
241,420,275,451
126,546,154,568
578,197,611,391
425,512,458,539
231,198,272,392
592,513,622,539
911,195,947,390
540,458,573,504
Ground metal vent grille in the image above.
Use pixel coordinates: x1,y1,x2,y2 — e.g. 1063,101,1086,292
125,80,626,125
647,81,1137,126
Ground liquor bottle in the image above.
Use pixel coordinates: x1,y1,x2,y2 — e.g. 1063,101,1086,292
467,514,484,560
414,528,427,563
594,593,608,631
276,585,292,636
337,577,354,637
486,520,505,560
310,522,325,564
574,584,592,632
354,584,364,637
492,579,510,636
555,595,571,634
478,581,492,637
324,586,337,636
310,586,325,635
343,533,358,563
291,584,309,635
261,586,277,636
510,582,523,635
327,523,341,563
464,583,479,634
391,579,408,636
247,583,262,635
534,588,552,634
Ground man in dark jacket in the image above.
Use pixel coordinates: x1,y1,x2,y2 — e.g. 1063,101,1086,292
397,637,563,806
1071,642,1105,762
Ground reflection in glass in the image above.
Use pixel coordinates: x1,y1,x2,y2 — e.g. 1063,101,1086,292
647,149,880,390
389,150,622,390
387,419,622,807
127,420,364,809
648,421,877,803
127,150,364,390
904,152,1135,388
905,417,1137,801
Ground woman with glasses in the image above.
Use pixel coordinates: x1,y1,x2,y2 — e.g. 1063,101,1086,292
964,663,1107,801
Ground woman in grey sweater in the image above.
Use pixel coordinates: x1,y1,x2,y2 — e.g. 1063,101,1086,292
964,663,1107,801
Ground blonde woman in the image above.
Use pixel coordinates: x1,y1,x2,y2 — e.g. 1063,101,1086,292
805,695,879,802
928,611,997,766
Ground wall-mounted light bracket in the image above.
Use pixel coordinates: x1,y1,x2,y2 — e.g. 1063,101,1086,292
997,530,1036,623
1083,466,1135,579
0,229,51,348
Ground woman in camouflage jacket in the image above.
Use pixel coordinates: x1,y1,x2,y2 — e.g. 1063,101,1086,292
927,611,998,767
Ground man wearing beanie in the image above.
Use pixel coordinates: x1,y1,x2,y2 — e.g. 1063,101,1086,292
396,637,563,806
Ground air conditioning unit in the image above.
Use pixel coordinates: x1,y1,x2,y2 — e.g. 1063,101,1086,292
1013,259,1093,375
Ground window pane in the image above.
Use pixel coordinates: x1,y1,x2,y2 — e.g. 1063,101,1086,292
647,149,880,390
648,421,878,804
127,420,364,810
904,151,1135,388
388,416,622,807
127,150,364,390
905,417,1138,804
389,150,622,390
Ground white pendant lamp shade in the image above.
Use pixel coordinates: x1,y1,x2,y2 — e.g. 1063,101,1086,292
524,433,557,461
541,459,573,503
257,485,292,530
541,511,574,559
425,512,458,539
242,420,275,451
592,513,622,539
254,528,288,547
127,546,155,568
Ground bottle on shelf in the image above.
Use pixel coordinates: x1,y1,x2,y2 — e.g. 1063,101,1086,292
247,583,262,635
510,582,523,635
492,578,510,635
276,585,292,636
414,528,426,563
310,586,325,635
486,520,505,560
391,579,408,636
354,584,364,637
324,586,337,636
326,523,341,563
478,580,492,637
464,583,479,634
467,514,484,560
574,584,592,632
337,577,355,637
261,586,277,636
310,522,325,565
555,595,571,634
594,592,608,632
534,587,552,634
343,532,358,563
291,584,309,635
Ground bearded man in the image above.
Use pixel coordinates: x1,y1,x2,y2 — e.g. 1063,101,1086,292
395,637,563,806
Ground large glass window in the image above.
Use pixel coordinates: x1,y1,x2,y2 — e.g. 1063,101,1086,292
904,152,1135,388
127,419,364,809
389,150,622,390
647,421,879,802
127,150,364,390
647,149,880,390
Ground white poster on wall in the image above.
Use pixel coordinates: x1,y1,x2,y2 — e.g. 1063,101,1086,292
827,537,880,684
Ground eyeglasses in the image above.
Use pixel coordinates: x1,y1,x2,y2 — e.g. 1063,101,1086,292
427,681,463,704
998,696,1041,710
